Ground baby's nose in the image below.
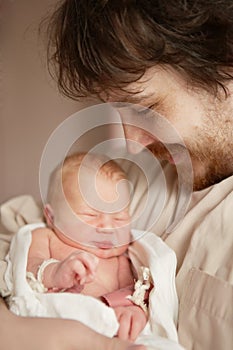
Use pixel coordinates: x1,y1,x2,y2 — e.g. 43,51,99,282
96,227,114,234
96,214,114,232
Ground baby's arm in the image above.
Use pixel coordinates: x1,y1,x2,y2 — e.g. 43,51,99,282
42,251,98,291
27,227,52,276
101,287,148,342
27,228,98,291
101,259,150,341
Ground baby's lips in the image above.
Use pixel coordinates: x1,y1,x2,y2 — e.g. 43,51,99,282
126,345,146,350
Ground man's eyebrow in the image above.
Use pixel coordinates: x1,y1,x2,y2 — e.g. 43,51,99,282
110,93,155,108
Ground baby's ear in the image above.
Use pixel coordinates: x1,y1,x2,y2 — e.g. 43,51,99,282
44,204,54,227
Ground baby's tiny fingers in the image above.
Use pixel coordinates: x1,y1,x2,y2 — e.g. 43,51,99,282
84,273,95,283
77,252,99,273
80,277,86,285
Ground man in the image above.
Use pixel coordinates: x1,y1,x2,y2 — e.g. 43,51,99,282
47,0,233,190
0,1,232,349
46,1,233,348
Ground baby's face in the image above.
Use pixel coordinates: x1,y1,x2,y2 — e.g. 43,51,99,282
54,172,131,259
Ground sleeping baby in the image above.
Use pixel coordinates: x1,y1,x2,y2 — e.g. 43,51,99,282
4,152,184,349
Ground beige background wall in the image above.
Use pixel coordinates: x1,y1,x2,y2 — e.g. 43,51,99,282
1,0,94,204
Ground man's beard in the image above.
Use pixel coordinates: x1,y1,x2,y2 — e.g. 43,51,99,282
187,145,233,191
147,139,233,191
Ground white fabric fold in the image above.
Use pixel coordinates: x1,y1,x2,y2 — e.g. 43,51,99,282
4,224,185,349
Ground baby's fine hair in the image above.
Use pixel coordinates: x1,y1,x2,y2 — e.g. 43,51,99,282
61,152,127,181
47,152,127,206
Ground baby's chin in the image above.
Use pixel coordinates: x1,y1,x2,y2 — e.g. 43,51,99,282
84,243,129,259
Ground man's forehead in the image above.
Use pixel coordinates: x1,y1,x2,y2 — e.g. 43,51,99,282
103,65,188,106
100,67,162,104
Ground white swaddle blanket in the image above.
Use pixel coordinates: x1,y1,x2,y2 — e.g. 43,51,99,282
4,223,185,350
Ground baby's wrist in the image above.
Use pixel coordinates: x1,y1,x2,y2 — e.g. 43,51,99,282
26,259,60,293
101,285,135,307
37,258,60,290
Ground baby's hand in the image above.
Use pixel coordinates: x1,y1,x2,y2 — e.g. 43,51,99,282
113,305,147,342
43,251,99,290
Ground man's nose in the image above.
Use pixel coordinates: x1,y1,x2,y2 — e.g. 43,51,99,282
122,124,156,154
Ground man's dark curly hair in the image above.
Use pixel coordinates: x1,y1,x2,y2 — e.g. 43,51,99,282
46,0,233,100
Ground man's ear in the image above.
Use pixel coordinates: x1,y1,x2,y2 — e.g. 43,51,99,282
44,204,54,227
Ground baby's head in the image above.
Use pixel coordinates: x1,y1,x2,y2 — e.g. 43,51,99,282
44,152,131,258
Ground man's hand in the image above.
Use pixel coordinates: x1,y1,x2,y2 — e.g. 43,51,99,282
113,305,148,341
43,251,99,290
